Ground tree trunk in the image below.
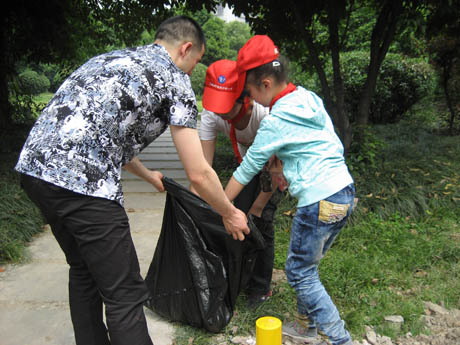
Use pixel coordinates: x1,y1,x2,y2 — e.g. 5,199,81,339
0,71,11,133
302,32,337,125
442,63,457,133
0,15,12,132
288,2,335,114
356,0,403,126
289,0,347,145
328,3,352,151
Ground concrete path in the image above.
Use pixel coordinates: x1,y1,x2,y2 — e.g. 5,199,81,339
0,128,186,345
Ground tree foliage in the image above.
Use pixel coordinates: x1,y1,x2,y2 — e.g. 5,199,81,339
4,0,459,142
190,63,208,97
210,0,429,150
426,0,460,133
201,16,232,66
0,0,174,131
224,21,253,60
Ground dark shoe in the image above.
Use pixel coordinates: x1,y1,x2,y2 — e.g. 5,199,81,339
247,290,272,309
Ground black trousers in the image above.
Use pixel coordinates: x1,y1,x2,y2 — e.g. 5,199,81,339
234,173,278,295
20,174,153,345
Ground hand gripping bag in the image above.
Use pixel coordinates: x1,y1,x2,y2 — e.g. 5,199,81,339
144,177,264,332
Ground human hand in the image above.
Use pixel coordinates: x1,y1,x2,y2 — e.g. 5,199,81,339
268,156,288,191
222,207,250,241
147,170,165,192
268,155,283,174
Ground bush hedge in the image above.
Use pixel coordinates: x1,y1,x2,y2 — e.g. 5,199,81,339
18,69,50,95
332,51,436,124
290,51,436,125
190,62,207,98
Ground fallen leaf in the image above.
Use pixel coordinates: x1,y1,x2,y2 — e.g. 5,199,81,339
127,208,135,213
0,266,5,273
283,209,295,217
414,269,428,277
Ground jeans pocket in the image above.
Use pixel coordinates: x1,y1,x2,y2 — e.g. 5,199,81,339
318,200,349,224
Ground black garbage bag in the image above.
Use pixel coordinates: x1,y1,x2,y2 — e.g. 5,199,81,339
144,177,265,333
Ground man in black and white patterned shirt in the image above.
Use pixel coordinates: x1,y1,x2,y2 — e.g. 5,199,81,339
15,16,249,345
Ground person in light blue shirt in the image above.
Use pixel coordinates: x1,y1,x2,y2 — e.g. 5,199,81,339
225,35,355,345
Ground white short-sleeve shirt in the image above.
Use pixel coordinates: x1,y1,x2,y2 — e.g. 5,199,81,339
199,102,269,156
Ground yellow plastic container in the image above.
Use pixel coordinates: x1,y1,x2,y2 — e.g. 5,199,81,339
256,316,282,345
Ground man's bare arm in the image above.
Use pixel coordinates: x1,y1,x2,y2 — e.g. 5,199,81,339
123,156,165,192
170,125,249,240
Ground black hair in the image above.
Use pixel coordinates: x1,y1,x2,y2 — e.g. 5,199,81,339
155,15,206,50
246,55,289,86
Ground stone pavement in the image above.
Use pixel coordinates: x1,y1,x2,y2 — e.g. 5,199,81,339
0,128,185,345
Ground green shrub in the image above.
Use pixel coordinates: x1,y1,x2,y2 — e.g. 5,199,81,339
8,79,46,125
51,63,76,92
346,125,386,175
19,69,50,95
319,51,436,124
190,62,207,98
0,127,45,263
289,60,319,93
371,54,436,123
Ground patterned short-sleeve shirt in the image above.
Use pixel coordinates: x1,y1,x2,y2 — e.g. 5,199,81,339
15,44,198,205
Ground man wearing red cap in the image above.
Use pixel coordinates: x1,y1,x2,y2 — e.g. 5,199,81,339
198,59,285,308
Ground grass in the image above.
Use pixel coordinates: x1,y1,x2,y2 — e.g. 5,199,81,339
172,100,460,344
0,127,44,263
196,98,203,113
34,92,54,104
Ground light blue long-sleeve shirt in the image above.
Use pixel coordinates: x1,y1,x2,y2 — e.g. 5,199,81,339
233,86,353,207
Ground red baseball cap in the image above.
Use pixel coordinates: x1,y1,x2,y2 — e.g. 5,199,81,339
203,60,240,114
237,35,280,73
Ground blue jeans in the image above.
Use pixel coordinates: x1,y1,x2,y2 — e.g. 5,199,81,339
285,184,355,345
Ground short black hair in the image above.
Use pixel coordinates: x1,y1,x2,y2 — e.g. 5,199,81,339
155,15,206,50
246,55,289,86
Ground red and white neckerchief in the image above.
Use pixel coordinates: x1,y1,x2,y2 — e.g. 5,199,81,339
269,83,297,111
228,96,250,164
